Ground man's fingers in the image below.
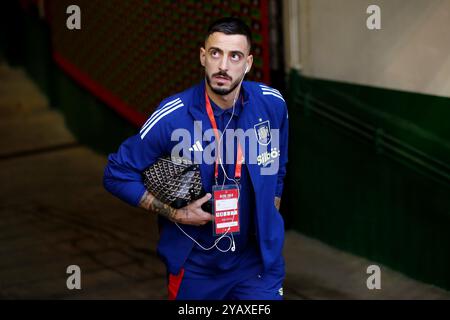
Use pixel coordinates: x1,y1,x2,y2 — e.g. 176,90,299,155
203,212,214,221
194,209,214,221
194,193,212,206
175,194,213,226
193,211,213,225
183,213,212,226
198,213,214,225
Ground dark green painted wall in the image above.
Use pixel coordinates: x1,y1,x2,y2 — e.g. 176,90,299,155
286,70,450,290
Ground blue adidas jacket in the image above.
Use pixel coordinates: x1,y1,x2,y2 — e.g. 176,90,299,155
103,80,289,275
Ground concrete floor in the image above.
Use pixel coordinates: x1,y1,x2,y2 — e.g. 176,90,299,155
0,62,449,300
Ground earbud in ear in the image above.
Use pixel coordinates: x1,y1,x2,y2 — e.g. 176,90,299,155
244,64,249,74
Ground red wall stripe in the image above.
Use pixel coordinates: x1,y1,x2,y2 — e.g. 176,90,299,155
53,51,147,127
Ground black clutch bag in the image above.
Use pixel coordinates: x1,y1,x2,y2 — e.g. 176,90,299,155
142,156,212,213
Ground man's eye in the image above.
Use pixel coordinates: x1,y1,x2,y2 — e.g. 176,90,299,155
231,54,241,61
211,51,219,58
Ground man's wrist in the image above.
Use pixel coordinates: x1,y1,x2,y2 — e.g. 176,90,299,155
139,191,178,221
138,191,152,210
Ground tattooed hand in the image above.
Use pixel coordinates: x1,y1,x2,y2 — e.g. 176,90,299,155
139,191,213,226
173,193,213,226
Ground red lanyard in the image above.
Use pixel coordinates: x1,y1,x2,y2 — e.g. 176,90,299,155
205,91,243,181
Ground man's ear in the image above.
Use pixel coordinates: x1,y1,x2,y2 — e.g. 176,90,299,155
246,54,254,73
200,47,206,67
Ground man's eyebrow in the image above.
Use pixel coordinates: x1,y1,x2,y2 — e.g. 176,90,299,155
208,47,245,56
208,47,223,53
230,50,245,56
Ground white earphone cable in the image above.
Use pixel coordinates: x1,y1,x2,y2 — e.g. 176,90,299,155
176,63,248,253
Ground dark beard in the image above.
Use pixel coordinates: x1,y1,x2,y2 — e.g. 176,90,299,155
206,74,241,96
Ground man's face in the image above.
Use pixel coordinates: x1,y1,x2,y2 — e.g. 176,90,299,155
200,32,253,96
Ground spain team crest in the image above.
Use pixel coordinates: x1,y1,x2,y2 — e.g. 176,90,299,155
254,120,271,145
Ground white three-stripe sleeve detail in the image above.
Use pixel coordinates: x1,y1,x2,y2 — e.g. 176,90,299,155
260,84,278,90
140,101,183,137
260,87,282,95
140,103,184,139
262,91,285,101
141,102,183,137
140,98,181,133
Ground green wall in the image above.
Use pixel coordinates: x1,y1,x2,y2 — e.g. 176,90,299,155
286,70,450,290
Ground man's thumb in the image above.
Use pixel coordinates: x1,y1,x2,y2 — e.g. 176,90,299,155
196,193,211,206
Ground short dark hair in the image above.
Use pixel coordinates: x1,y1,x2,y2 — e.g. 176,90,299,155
206,17,252,52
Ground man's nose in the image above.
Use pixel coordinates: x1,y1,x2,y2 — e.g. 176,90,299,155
219,56,229,72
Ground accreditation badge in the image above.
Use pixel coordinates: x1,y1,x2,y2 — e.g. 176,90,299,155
212,184,240,235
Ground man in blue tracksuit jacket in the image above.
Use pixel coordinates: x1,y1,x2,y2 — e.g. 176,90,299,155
103,17,288,300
